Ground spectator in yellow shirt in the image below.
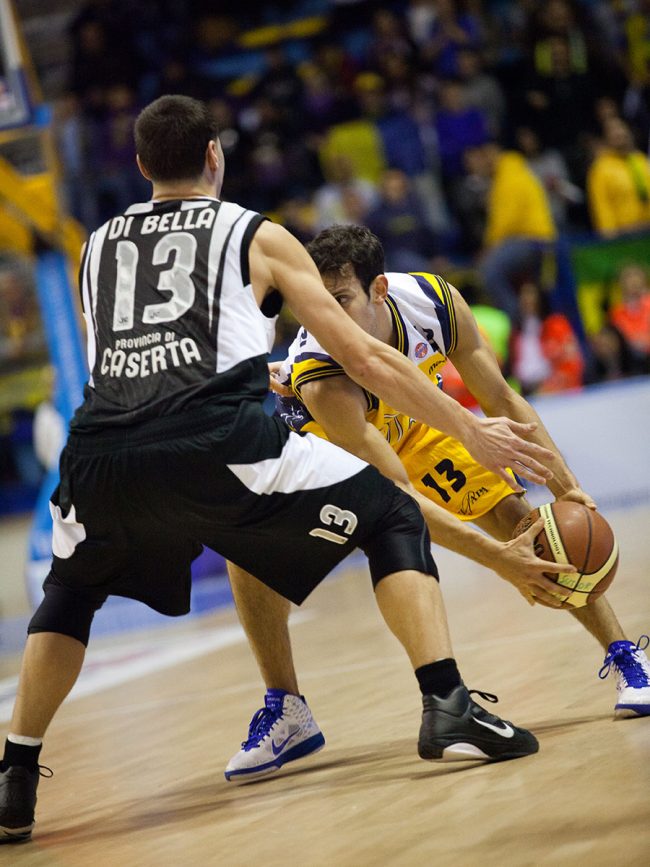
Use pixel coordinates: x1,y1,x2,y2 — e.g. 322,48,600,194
471,142,557,318
587,118,650,238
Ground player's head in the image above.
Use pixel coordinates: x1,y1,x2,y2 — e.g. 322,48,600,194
307,225,389,334
134,95,224,193
307,225,385,295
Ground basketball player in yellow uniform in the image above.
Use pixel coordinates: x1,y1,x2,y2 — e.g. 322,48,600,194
283,270,516,529
224,226,650,782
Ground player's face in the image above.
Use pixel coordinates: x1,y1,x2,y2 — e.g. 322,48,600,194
323,267,377,335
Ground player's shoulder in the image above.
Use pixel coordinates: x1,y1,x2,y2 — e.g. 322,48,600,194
286,327,335,367
387,271,455,310
387,271,459,354
282,326,344,396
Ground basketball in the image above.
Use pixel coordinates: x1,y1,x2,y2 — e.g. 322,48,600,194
512,501,619,608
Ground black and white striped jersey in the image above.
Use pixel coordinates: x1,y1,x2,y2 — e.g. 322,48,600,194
71,197,275,431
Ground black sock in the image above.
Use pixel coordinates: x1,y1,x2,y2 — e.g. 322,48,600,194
415,658,462,698
2,739,42,772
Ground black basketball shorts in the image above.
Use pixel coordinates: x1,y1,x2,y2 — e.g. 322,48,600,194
47,405,437,615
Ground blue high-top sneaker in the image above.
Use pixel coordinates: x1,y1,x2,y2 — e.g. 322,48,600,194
225,690,325,783
599,636,650,718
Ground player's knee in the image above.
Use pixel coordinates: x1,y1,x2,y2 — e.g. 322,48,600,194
362,488,439,589
479,493,530,542
28,571,106,647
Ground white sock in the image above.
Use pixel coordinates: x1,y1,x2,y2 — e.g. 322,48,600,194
7,733,42,747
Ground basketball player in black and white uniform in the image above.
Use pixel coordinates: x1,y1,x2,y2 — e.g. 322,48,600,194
0,96,558,843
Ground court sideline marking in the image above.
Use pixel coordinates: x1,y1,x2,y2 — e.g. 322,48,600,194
4,615,642,726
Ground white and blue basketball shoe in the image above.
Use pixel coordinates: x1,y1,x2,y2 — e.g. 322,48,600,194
599,635,650,718
225,690,325,783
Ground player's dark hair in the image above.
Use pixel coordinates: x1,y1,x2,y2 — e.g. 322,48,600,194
135,95,219,182
307,225,385,295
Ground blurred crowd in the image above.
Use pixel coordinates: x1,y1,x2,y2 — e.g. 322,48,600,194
2,0,650,506
51,0,650,369
56,1,650,237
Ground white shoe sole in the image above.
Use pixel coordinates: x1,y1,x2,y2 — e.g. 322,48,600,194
226,740,325,785
440,743,490,761
0,822,33,843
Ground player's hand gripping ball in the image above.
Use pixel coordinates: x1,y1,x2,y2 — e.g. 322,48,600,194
512,501,619,608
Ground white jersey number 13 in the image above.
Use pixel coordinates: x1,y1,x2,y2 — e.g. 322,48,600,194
112,232,197,332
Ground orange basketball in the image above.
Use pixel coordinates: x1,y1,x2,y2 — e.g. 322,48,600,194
512,501,619,608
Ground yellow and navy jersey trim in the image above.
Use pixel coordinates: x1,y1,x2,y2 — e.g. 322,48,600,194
385,294,409,356
408,272,458,354
290,355,374,412
293,363,344,399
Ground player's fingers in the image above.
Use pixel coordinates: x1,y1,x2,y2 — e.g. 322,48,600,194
535,575,572,598
558,490,598,510
495,467,525,494
538,560,578,575
507,429,555,465
511,461,550,486
522,591,535,607
268,377,292,397
532,593,565,610
512,449,554,479
521,516,545,540
505,420,538,436
511,435,556,463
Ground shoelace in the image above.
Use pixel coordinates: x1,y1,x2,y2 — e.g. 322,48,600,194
599,635,650,687
0,763,53,777
467,689,517,728
241,707,280,750
468,690,499,705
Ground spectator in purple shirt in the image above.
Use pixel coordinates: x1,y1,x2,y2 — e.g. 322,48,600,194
419,0,482,78
435,78,489,178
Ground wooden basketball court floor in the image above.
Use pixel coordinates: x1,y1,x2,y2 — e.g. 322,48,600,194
1,505,648,867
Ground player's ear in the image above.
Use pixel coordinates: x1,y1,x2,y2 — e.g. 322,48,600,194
370,275,389,304
136,154,152,181
206,139,219,173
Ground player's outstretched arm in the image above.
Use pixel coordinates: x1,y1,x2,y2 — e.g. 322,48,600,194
301,376,574,609
250,222,556,490
447,284,594,503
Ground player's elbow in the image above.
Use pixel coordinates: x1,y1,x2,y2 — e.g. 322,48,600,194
331,338,372,380
340,352,383,392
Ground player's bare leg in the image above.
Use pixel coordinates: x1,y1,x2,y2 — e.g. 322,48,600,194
569,597,625,649
373,568,538,762
475,496,649,717
373,569,452,665
473,493,529,543
227,562,298,694
10,633,85,738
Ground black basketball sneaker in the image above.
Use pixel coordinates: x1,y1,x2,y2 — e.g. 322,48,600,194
0,764,51,843
418,686,539,762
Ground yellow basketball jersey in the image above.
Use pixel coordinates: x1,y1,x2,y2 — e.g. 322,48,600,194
275,271,515,521
277,272,457,451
